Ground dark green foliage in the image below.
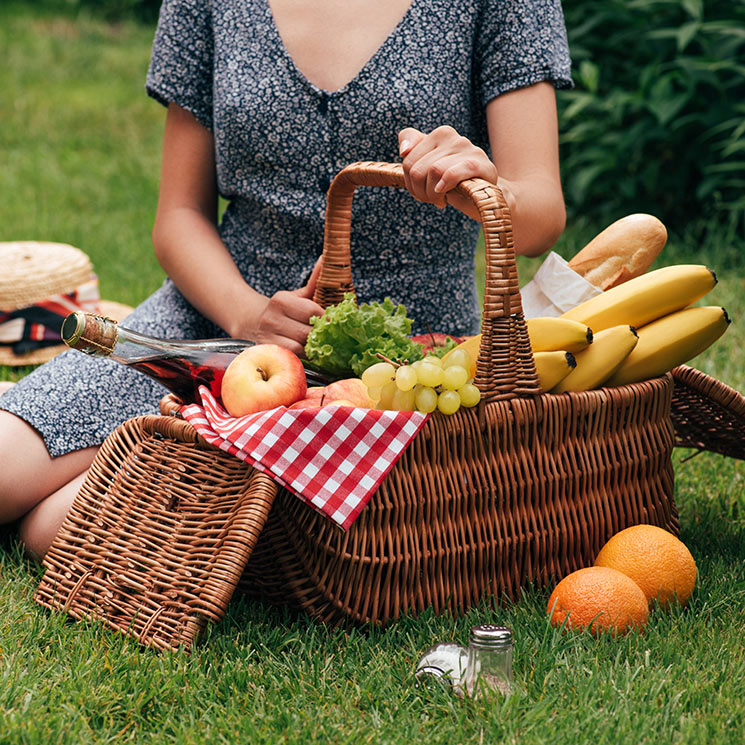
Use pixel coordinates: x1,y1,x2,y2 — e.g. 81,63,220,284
558,0,745,240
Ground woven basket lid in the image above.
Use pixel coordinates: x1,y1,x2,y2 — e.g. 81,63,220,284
0,241,133,367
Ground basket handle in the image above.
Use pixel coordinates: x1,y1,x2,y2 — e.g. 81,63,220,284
313,161,539,402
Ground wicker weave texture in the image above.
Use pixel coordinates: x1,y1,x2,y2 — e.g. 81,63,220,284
0,241,93,310
35,415,277,651
240,376,678,626
671,365,745,460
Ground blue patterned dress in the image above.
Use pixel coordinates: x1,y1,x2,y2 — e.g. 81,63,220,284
0,0,571,457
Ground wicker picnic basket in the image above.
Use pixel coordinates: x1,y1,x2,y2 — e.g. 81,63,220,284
670,364,745,461
234,162,679,623
37,162,690,649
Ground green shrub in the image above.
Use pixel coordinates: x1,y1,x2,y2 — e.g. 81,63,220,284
558,0,745,241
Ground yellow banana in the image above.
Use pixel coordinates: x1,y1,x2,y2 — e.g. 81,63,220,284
534,350,576,391
606,306,731,386
526,317,593,353
442,317,592,377
552,325,639,393
441,335,481,377
561,264,716,332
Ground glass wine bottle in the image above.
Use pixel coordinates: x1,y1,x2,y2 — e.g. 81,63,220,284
61,311,331,404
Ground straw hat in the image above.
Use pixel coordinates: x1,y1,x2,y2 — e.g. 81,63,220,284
0,241,134,366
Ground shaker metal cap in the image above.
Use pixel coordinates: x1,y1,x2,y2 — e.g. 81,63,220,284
469,625,512,649
415,642,468,686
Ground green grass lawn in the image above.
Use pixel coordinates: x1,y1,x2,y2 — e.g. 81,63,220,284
1,5,744,744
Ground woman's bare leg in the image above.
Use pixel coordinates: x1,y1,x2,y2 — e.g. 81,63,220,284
0,409,97,529
18,472,89,561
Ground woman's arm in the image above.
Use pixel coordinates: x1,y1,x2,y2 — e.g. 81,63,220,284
152,103,324,355
398,81,566,257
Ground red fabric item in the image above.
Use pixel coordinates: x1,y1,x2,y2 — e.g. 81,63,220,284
0,277,100,350
180,387,429,530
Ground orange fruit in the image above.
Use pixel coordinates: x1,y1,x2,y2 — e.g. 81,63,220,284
594,524,697,609
547,566,649,636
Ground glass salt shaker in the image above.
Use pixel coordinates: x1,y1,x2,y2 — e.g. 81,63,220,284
415,642,468,689
460,625,514,699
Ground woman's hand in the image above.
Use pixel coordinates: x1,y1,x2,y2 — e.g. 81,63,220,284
398,84,567,256
247,258,325,357
398,125,498,219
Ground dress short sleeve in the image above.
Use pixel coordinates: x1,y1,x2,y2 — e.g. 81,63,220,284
476,0,573,106
145,0,214,130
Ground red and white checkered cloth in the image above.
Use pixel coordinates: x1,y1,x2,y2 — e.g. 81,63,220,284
180,387,429,530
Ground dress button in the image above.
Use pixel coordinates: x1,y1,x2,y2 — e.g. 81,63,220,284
319,175,331,193
318,93,328,115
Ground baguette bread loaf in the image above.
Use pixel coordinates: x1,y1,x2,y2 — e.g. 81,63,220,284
568,214,667,290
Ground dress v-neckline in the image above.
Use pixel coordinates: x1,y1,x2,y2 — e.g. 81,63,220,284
263,0,418,96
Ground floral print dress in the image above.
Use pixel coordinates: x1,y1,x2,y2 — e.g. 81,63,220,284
0,0,572,456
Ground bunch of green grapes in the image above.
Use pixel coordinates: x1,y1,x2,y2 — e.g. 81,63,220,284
360,349,480,415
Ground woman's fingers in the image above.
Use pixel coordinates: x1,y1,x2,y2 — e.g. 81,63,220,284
399,125,498,209
430,153,493,195
398,127,425,157
256,290,324,353
266,331,309,359
268,291,324,327
408,148,458,207
296,255,324,299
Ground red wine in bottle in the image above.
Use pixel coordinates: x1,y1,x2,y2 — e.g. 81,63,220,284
61,311,331,404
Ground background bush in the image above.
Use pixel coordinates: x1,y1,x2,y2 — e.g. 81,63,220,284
558,0,745,245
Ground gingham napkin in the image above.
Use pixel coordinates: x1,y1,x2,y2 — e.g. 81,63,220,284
180,387,429,530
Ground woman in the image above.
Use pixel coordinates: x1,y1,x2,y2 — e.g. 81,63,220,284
0,0,572,557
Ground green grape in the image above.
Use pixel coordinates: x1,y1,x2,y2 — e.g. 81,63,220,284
422,355,444,367
367,385,383,402
441,364,469,390
437,390,461,415
416,362,444,387
376,381,398,410
361,362,396,388
395,365,418,392
391,387,417,411
458,382,481,407
442,349,472,370
414,386,438,413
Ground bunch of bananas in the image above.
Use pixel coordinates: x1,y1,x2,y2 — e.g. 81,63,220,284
446,264,731,393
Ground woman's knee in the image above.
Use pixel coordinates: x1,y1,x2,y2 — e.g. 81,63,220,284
0,411,97,523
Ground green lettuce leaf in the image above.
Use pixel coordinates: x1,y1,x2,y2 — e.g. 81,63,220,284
305,293,425,376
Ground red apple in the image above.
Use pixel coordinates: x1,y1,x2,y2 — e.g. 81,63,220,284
221,344,307,416
288,396,325,410
323,378,375,408
287,379,376,409
411,332,464,353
